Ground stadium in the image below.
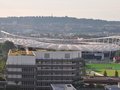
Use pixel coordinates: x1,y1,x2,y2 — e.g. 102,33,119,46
0,30,120,60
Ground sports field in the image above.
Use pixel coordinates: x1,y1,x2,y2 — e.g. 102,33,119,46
86,63,120,76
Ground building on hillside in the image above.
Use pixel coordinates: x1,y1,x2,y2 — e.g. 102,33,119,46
6,49,85,90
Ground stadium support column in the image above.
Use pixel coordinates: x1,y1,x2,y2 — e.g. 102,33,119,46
118,39,120,45
115,38,118,45
109,44,111,61
101,48,104,60
107,38,111,61
107,38,110,44
96,39,99,43
103,39,105,43
101,53,104,60
111,38,114,44
25,47,29,54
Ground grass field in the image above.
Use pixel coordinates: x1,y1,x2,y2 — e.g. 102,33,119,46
98,69,120,76
86,63,120,76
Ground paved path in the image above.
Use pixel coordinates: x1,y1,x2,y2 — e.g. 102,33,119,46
91,71,104,76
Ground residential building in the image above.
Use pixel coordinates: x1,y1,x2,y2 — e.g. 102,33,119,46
6,49,85,90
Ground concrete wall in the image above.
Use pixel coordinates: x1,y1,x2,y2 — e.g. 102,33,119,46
34,51,81,59
6,56,36,65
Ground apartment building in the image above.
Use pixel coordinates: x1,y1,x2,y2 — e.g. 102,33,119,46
6,49,85,90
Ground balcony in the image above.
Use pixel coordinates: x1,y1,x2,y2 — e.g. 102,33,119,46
37,80,72,82
37,64,76,67
37,74,75,77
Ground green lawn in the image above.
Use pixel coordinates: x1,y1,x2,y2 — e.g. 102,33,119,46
86,63,120,76
98,69,120,76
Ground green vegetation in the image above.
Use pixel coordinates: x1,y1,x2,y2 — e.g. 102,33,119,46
86,63,120,76
0,41,16,74
0,41,16,58
103,70,107,76
72,78,84,89
0,60,5,73
86,63,120,70
115,70,119,77
98,69,120,76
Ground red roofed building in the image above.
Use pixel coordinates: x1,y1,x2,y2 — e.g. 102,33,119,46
113,56,120,63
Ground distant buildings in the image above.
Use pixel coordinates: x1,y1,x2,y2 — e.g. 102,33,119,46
6,49,85,90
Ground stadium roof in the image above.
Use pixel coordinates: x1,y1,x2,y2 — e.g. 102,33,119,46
1,31,120,52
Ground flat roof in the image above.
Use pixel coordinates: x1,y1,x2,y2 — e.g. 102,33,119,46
51,84,76,90
9,50,34,56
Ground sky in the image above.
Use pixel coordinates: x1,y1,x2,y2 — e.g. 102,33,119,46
0,0,120,21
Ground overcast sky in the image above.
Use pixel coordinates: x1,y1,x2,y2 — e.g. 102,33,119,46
0,0,120,21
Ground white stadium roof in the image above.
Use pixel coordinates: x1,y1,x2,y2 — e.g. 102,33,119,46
1,31,120,52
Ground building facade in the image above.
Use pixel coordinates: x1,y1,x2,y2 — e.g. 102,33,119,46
6,49,85,90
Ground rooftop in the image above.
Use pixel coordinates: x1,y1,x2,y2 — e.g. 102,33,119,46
9,49,34,56
51,84,76,90
105,85,120,90
36,48,78,52
1,30,120,51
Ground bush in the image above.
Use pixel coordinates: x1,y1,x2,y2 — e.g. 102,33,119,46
103,70,107,76
115,70,119,77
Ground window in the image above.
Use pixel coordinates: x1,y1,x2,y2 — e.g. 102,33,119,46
44,53,50,59
7,68,21,72
22,75,34,78
42,66,51,69
22,68,35,72
22,81,34,85
78,53,81,57
7,75,21,78
65,53,70,59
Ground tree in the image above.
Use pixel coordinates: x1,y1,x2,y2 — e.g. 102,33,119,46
72,77,84,89
103,70,107,76
1,41,16,60
2,41,16,52
115,70,119,77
